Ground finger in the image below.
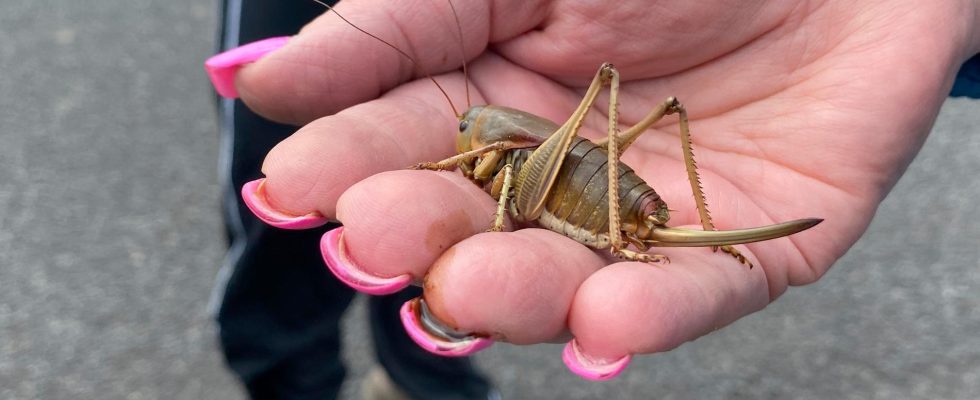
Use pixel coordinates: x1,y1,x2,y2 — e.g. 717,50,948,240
422,229,606,344
232,0,497,124
237,0,485,124
232,0,556,124
564,248,769,379
257,75,465,218
333,169,505,281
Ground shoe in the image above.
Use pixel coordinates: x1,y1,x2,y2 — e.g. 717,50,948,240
361,366,411,400
360,365,503,400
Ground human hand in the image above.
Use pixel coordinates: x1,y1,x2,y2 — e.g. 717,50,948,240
206,0,980,380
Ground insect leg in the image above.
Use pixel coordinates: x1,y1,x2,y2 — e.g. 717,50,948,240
606,97,752,266
595,97,712,231
594,97,676,155
472,150,504,180
487,163,514,232
410,142,508,171
670,101,751,267
603,67,666,263
512,64,617,220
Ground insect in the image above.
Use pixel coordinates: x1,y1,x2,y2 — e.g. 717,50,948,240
411,66,821,266
314,0,821,358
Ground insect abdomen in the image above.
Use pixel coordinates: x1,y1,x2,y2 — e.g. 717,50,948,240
527,137,666,249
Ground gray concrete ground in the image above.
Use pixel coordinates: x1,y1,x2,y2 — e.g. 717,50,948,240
1,1,978,399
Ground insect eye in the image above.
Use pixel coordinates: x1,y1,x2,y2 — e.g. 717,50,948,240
458,120,469,132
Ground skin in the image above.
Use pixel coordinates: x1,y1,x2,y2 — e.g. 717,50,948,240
233,0,980,361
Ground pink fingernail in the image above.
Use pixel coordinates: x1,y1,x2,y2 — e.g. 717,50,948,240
400,298,493,357
241,178,328,229
205,36,289,98
562,339,631,381
321,227,413,295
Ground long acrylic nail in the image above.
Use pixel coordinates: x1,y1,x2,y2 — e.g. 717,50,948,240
205,36,289,98
562,339,631,381
241,178,328,229
400,298,493,357
321,227,413,295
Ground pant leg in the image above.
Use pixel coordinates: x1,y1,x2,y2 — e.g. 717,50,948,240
951,53,980,98
211,0,351,398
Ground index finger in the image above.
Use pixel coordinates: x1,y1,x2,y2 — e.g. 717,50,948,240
257,74,471,218
230,0,551,125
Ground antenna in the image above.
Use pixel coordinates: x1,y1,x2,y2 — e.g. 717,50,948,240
312,0,462,117
446,0,470,109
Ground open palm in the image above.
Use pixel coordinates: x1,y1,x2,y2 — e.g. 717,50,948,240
223,0,978,379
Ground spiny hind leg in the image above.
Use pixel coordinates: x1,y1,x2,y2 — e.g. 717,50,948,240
595,96,680,155
600,97,722,236
595,96,721,235
670,100,752,268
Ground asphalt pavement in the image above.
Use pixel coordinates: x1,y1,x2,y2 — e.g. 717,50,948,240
1,1,978,399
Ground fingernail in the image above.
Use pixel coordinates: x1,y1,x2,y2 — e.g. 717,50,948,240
321,227,413,295
205,36,289,98
400,298,493,357
562,339,631,381
241,178,328,229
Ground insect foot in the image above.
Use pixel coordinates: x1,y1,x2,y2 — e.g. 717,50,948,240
485,224,505,233
719,245,752,268
613,248,669,264
408,162,441,170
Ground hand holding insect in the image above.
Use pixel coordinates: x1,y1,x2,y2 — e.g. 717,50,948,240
208,0,980,380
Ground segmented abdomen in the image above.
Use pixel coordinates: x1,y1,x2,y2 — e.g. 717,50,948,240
512,137,666,249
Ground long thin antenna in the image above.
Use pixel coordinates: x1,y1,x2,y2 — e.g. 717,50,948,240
312,0,460,117
446,0,470,109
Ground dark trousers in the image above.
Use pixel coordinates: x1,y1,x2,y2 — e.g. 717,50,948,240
211,0,492,398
